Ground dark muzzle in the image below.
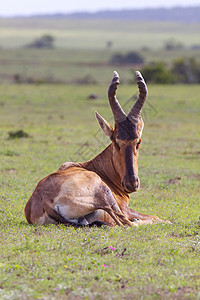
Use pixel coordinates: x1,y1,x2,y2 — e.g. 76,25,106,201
122,175,140,193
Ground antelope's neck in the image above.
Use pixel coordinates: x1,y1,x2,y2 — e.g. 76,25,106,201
81,144,130,203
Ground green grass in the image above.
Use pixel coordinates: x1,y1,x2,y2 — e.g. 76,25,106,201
0,82,199,299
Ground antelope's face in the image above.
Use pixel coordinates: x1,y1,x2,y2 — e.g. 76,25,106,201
113,117,144,193
95,71,147,194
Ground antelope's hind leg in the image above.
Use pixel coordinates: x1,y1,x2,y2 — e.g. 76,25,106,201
44,193,130,227
26,169,137,227
51,180,136,227
49,207,107,227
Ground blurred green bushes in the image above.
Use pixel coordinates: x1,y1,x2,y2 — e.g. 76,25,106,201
139,58,200,84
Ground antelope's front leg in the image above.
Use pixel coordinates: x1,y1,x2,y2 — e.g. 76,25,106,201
121,204,171,225
129,208,171,225
94,184,138,227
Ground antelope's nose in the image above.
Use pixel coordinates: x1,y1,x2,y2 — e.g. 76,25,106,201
122,176,140,193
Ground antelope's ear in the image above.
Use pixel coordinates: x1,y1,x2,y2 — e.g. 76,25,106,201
95,111,114,139
137,116,144,138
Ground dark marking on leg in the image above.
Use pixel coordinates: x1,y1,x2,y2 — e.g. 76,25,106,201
88,220,109,227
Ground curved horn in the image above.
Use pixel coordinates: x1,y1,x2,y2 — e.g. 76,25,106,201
127,71,148,123
108,71,126,123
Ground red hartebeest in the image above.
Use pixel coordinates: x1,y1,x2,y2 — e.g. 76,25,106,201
25,71,168,227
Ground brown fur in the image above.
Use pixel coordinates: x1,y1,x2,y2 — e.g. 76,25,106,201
25,71,169,227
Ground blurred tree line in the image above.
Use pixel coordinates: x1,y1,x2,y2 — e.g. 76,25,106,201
110,50,200,84
9,34,200,85
26,35,55,49
110,52,144,65
140,58,200,84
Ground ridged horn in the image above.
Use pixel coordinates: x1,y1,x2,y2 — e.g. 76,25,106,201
108,71,126,123
127,71,148,123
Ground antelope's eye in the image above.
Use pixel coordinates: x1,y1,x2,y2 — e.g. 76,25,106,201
136,139,141,150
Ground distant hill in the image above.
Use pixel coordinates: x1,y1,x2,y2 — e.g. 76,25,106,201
37,6,200,23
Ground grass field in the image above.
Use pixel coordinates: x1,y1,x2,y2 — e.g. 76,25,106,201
1,47,200,85
0,81,200,299
1,18,200,85
0,16,200,299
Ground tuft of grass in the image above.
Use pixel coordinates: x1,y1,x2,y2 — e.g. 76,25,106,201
8,129,30,139
0,150,20,156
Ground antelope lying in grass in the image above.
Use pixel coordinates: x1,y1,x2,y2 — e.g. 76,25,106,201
25,71,168,227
